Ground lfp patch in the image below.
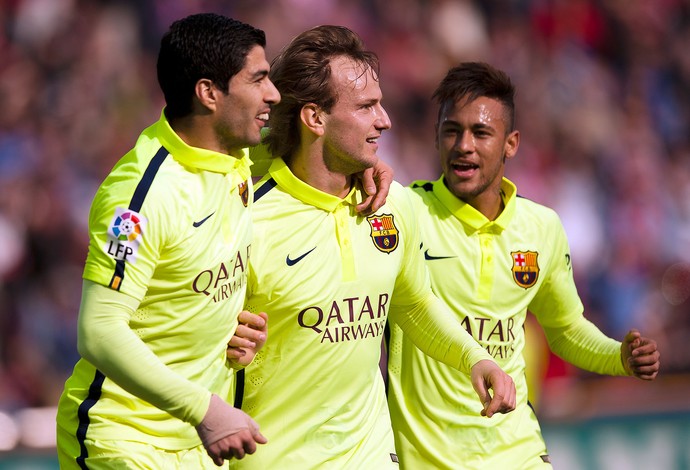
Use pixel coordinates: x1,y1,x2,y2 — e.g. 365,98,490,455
511,251,539,288
366,214,398,254
105,207,147,263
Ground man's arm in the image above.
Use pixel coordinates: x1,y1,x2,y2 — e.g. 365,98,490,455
389,293,516,416
542,317,660,379
78,280,266,463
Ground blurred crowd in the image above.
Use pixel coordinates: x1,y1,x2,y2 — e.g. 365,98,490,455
0,0,689,416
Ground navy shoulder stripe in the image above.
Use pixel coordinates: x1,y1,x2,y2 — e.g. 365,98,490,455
234,369,245,409
109,146,169,291
130,146,169,212
254,177,277,202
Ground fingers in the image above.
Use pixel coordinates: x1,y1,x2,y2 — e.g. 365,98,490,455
623,329,641,350
630,337,658,357
356,194,376,216
254,431,268,445
623,331,660,380
628,349,661,380
354,160,393,215
206,428,267,464
226,346,247,360
483,371,516,417
228,329,256,349
360,167,377,196
471,360,516,418
238,310,268,330
232,325,263,346
369,189,387,214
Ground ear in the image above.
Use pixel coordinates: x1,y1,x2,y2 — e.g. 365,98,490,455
194,79,217,112
300,103,325,137
504,130,520,162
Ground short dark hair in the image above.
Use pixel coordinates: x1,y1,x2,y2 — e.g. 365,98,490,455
433,62,516,132
265,25,380,160
157,13,266,119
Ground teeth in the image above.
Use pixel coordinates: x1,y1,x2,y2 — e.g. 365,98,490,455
258,113,269,120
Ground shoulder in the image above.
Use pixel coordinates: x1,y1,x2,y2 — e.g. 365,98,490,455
515,195,561,221
513,195,566,237
380,180,416,213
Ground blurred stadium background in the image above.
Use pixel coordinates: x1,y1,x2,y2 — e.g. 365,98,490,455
0,0,689,468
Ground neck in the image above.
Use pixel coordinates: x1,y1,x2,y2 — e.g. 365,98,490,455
288,147,353,198
169,114,243,158
468,189,504,221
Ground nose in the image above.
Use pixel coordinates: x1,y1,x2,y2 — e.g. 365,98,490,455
456,130,474,152
376,104,392,130
265,79,281,104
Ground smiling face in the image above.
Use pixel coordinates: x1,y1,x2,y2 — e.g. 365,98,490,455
214,45,281,157
319,56,391,175
437,95,519,218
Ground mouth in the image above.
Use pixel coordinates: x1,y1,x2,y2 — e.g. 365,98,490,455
256,112,270,125
450,160,479,176
366,135,380,145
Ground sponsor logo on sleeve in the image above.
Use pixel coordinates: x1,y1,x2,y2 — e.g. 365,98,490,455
105,207,147,263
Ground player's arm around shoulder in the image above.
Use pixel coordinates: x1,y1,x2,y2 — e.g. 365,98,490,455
356,158,395,215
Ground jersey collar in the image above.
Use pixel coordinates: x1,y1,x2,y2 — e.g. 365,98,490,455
153,110,252,177
268,158,363,212
433,176,517,232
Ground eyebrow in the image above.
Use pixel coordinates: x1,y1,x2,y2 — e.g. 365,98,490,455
247,68,270,81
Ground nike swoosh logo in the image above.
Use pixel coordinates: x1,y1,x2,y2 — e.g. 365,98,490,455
424,249,456,261
192,212,215,228
286,247,316,266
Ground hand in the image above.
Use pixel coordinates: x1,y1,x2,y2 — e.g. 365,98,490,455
355,159,394,216
470,359,516,418
196,394,268,466
227,311,268,370
621,329,660,380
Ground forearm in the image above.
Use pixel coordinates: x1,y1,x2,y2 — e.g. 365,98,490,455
389,293,493,373
542,315,627,376
77,280,210,425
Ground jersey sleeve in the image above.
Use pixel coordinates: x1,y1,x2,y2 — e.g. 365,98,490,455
542,315,627,376
528,210,584,329
77,280,211,425
388,185,493,373
389,292,493,373
82,168,168,301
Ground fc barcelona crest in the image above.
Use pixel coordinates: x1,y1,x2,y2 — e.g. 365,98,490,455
238,180,249,207
511,251,539,288
366,214,399,254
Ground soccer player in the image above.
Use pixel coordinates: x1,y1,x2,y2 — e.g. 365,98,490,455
386,62,661,469
227,26,516,470
55,13,279,469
